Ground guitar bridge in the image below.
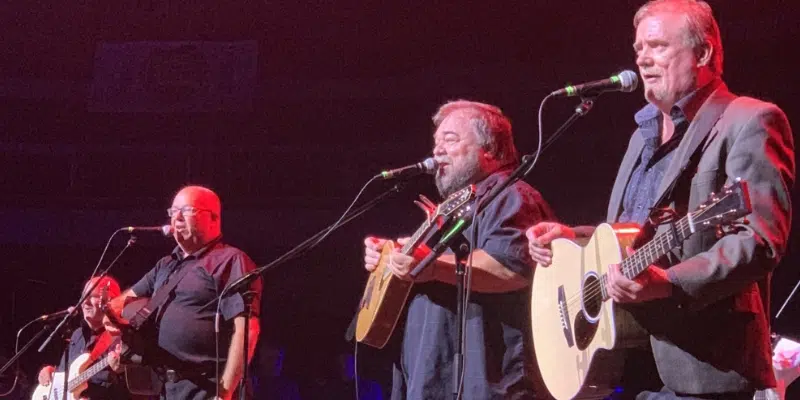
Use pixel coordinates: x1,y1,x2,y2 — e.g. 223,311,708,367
558,285,575,348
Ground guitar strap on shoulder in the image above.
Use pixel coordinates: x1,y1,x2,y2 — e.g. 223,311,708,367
88,330,120,362
129,261,195,330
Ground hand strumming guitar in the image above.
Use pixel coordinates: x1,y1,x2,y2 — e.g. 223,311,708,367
363,236,436,282
525,222,576,267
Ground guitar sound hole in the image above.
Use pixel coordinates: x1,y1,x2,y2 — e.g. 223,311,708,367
572,273,602,350
581,274,602,320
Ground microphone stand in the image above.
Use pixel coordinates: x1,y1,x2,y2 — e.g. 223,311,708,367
212,182,405,400
0,319,56,378
770,272,800,346
408,96,596,400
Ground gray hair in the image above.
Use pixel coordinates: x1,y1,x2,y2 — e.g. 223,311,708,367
432,100,518,166
634,0,723,76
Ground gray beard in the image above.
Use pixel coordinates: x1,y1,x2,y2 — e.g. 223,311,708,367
435,155,481,198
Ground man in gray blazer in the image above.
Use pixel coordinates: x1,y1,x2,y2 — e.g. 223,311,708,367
527,0,794,399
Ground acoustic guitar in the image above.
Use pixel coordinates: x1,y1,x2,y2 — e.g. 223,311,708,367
355,185,475,348
530,179,751,399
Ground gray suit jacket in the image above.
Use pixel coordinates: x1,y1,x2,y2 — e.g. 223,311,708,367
606,82,795,394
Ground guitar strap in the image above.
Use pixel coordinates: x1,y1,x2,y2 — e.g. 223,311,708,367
88,330,119,362
128,259,196,331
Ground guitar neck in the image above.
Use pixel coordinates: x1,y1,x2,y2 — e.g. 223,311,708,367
68,358,110,392
600,213,695,302
67,343,127,392
400,219,434,254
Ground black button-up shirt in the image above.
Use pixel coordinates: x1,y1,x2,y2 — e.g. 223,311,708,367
392,168,556,400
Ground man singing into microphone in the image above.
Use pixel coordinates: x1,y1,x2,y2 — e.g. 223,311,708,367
527,1,794,398
35,276,131,400
363,100,556,399
108,185,262,400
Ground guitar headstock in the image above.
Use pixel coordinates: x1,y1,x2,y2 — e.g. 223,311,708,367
692,178,751,233
435,184,476,220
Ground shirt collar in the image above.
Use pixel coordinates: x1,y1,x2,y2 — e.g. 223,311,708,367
170,235,224,260
633,77,723,126
475,166,516,197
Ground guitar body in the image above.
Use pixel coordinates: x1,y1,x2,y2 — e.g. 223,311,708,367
30,353,91,400
355,241,414,349
531,223,649,400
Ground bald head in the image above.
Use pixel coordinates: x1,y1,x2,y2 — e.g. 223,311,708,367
175,186,221,216
170,185,222,254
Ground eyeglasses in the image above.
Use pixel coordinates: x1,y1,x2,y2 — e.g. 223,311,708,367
167,206,212,218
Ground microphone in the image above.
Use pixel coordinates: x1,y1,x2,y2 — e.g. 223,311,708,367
122,225,173,236
39,306,76,321
377,158,438,180
550,70,639,97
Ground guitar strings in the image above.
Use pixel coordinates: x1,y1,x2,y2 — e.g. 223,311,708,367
560,217,688,311
560,208,725,313
565,209,725,313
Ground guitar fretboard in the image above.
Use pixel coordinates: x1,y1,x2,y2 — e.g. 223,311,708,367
68,357,110,392
599,212,697,301
67,343,127,392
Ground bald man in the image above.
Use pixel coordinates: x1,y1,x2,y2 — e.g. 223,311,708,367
111,186,262,400
36,276,131,400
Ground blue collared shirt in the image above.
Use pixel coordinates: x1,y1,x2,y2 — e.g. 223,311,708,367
618,90,702,225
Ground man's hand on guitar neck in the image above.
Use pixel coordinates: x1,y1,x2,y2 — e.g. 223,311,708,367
606,247,673,303
107,343,123,373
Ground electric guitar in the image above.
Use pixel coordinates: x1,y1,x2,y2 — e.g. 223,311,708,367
30,345,118,400
355,185,476,348
530,179,751,400
31,285,123,400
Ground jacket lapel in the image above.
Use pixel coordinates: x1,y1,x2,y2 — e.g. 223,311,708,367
653,84,736,203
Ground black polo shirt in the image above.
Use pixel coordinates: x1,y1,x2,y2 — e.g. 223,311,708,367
131,237,262,371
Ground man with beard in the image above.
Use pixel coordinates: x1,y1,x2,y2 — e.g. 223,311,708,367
363,100,555,399
527,1,794,398
107,186,262,400
35,276,130,400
